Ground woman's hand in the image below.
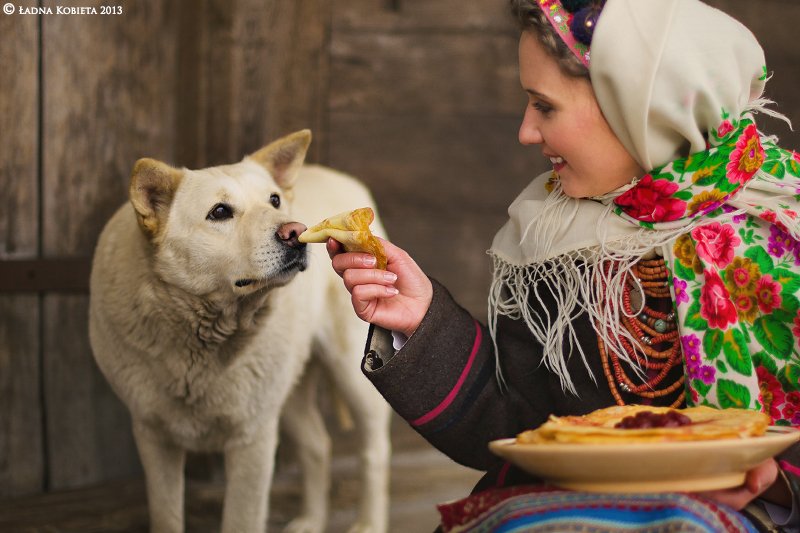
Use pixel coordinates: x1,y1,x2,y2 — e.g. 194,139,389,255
696,459,785,510
327,237,433,338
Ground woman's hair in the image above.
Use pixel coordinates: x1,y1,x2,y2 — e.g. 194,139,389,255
509,0,590,79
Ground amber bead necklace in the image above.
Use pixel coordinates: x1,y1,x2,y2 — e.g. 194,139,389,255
597,258,685,409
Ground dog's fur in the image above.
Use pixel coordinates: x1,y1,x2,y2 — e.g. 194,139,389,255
89,130,391,533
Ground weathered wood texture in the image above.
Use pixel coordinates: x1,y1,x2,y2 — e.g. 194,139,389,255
706,0,800,148
0,4,38,257
40,0,179,491
333,0,513,32
0,6,44,497
0,0,799,504
0,297,42,497
175,0,330,168
329,1,539,314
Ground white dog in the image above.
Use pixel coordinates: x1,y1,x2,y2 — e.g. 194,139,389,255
89,130,391,533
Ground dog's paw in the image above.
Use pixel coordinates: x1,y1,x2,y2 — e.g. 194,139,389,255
283,516,324,533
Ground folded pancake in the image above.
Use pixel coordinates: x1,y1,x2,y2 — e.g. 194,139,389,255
298,207,387,269
516,405,770,444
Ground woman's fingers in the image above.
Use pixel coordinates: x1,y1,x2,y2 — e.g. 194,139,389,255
326,237,343,258
744,459,778,495
331,249,379,277
698,459,778,510
351,283,399,305
323,235,432,335
328,236,408,277
349,282,400,322
343,268,397,294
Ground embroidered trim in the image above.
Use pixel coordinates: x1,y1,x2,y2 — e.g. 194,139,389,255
537,0,598,67
410,320,482,427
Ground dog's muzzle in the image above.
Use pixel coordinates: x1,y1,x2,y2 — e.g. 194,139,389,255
276,221,308,272
276,222,307,250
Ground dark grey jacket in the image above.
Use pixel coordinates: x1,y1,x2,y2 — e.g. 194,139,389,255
362,279,800,516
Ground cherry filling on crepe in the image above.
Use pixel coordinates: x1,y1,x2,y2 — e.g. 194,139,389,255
516,405,770,444
614,410,691,429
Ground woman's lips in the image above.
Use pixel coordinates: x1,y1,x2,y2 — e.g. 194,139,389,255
549,156,566,172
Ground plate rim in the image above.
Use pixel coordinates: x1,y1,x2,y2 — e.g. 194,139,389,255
488,426,800,493
490,425,800,454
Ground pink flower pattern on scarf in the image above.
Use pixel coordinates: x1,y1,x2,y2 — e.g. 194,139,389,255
727,124,765,184
614,114,800,425
699,269,738,330
691,222,740,268
716,120,734,138
615,176,687,222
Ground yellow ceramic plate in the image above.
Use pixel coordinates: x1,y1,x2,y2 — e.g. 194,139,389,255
489,426,800,493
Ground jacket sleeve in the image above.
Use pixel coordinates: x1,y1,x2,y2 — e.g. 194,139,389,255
361,278,548,471
764,444,800,526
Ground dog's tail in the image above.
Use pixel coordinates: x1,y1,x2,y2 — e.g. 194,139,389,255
331,387,355,432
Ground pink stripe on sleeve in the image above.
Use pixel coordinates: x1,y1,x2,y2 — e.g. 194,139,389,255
410,320,482,427
779,460,800,478
496,462,511,487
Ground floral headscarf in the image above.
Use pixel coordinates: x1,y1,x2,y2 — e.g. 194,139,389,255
488,0,800,424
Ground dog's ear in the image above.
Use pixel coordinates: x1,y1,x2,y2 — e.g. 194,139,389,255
129,158,183,240
248,129,312,189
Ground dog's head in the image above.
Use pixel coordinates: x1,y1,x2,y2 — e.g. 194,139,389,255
129,130,312,297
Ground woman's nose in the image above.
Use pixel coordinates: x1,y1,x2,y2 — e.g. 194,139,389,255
518,107,543,145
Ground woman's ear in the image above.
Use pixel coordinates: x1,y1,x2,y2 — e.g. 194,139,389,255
247,129,312,190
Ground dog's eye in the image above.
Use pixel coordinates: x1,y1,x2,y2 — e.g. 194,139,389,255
207,203,233,221
270,194,281,209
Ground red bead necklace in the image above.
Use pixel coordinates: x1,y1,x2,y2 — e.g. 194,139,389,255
597,258,685,409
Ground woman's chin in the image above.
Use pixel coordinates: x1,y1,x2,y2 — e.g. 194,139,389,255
558,172,615,199
557,176,584,198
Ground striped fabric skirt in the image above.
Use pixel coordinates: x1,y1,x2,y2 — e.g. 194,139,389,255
437,486,759,532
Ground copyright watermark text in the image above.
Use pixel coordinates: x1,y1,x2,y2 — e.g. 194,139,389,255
3,3,123,15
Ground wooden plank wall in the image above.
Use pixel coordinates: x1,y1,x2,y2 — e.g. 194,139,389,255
174,0,330,168
0,0,798,500
328,0,538,315
0,5,42,497
40,0,180,490
706,0,800,149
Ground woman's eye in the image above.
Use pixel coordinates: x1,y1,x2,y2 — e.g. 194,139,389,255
533,102,554,115
207,203,233,220
270,194,281,208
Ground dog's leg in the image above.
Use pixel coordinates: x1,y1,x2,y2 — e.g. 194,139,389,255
221,424,279,533
279,364,331,533
133,422,187,533
322,339,392,533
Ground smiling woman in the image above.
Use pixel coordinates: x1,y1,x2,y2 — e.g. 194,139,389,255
321,0,800,531
516,31,644,198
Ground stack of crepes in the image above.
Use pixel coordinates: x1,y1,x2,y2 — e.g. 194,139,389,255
298,207,387,269
516,405,770,445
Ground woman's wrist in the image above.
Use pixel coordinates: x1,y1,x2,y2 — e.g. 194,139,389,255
400,278,433,338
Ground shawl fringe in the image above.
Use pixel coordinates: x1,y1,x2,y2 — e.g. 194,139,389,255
488,185,740,394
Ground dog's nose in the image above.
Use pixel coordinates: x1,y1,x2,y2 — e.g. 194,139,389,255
276,222,307,249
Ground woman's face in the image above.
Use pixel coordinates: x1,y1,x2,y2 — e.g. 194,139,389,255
517,31,645,198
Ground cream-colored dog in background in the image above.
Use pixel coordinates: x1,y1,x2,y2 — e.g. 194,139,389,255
89,130,391,533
